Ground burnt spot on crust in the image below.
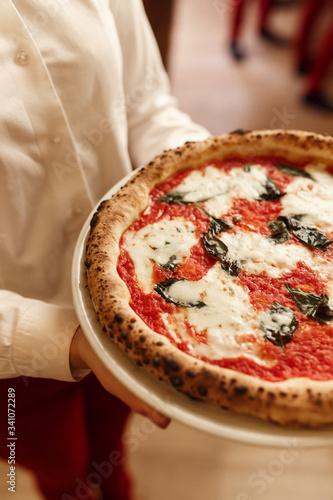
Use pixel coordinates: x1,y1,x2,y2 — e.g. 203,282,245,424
234,385,248,396
186,369,196,379
139,335,146,342
170,376,184,387
153,357,160,368
162,355,181,372
197,386,208,397
219,381,228,393
307,389,323,406
230,129,251,135
84,259,91,269
125,341,132,349
114,313,124,324
185,392,201,402
201,368,215,381
90,212,99,230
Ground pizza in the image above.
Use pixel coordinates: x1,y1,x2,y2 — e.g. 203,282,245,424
85,129,333,428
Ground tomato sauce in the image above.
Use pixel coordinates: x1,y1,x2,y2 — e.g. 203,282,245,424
117,157,333,382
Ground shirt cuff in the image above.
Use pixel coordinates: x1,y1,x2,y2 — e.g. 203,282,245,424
12,302,88,381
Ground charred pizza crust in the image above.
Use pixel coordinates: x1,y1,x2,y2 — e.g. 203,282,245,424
85,129,333,428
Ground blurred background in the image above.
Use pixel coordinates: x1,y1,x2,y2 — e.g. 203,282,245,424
149,0,333,133
2,0,333,499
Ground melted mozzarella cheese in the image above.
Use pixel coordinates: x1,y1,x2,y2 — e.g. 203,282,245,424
161,263,270,364
126,218,197,293
123,161,333,367
217,231,317,277
173,164,273,217
281,166,333,231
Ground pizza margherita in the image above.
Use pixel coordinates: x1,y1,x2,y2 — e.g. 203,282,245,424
85,130,333,428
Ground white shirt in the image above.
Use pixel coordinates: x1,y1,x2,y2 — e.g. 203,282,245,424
0,0,209,381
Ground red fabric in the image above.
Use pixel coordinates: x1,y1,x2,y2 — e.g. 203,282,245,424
0,374,132,500
295,0,333,91
231,0,272,40
295,0,328,65
307,15,333,91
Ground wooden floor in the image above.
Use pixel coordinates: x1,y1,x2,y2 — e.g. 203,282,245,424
1,1,333,499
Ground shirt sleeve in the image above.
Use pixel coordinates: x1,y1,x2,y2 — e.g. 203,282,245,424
113,0,212,168
0,290,87,381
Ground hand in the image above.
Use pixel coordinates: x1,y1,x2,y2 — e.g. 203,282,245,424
70,327,170,429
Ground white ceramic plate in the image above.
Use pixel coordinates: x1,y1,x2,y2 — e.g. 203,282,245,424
72,172,333,448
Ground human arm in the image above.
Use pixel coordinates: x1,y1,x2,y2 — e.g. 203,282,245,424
0,291,169,428
112,0,211,168
0,290,80,381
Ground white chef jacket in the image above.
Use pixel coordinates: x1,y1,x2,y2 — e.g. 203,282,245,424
0,0,210,382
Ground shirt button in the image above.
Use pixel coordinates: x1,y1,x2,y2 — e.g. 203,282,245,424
51,136,62,147
72,207,83,216
15,51,30,66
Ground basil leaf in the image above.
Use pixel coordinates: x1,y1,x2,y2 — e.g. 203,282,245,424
220,258,242,277
157,191,234,237
267,220,289,244
276,163,314,180
157,191,191,204
315,295,333,324
208,215,233,236
278,215,332,250
190,202,233,235
257,176,284,201
286,284,333,324
160,255,178,273
202,232,241,276
260,302,298,348
202,231,228,259
157,189,229,205
155,278,206,308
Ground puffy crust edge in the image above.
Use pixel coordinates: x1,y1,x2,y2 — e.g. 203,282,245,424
85,129,333,428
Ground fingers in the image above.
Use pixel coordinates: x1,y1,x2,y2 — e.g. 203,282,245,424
98,366,171,428
133,405,171,429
